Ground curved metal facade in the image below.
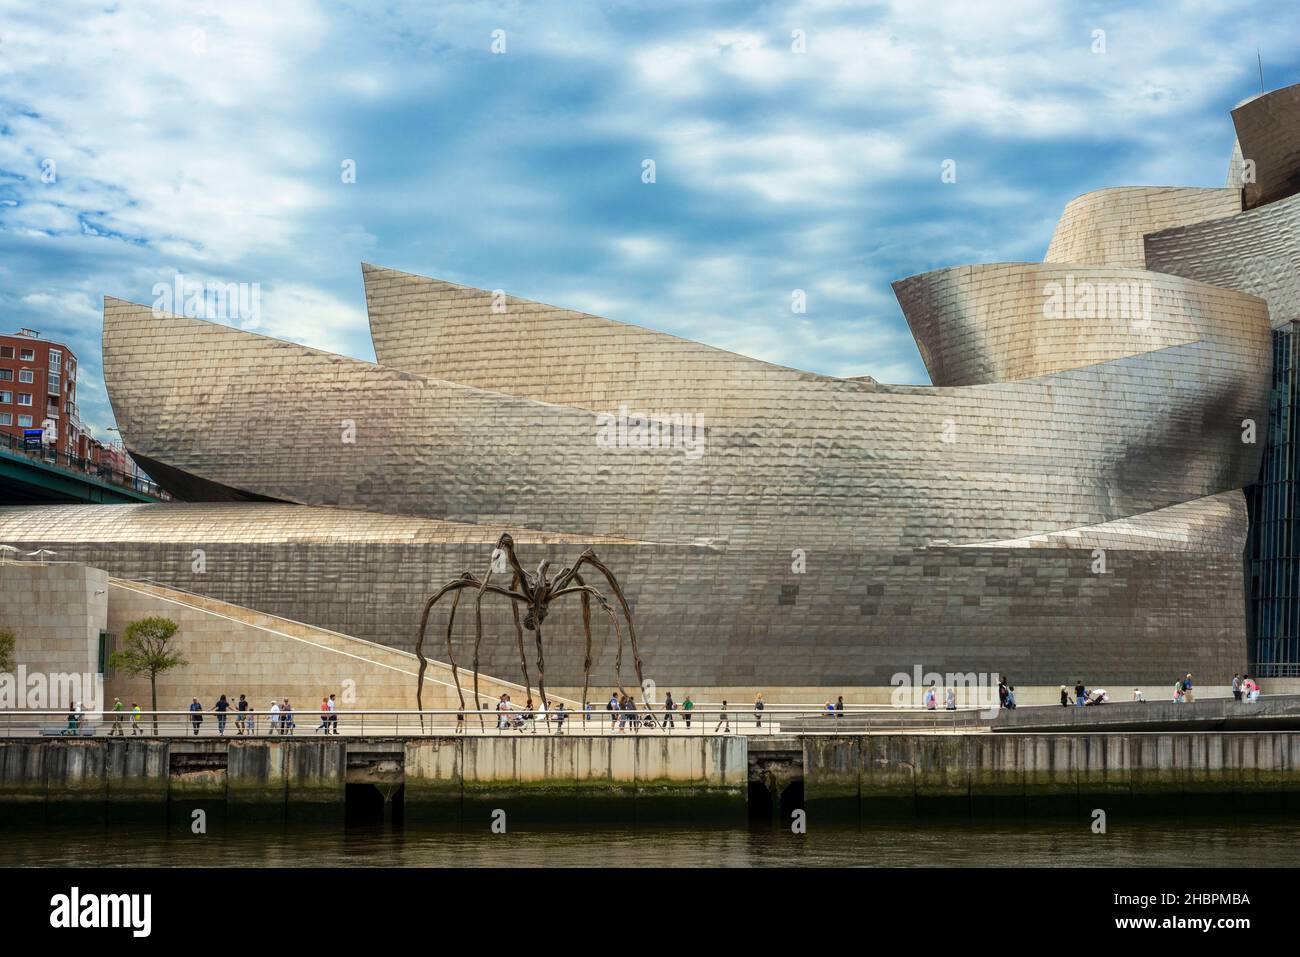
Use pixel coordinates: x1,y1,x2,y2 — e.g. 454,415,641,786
20,85,1300,691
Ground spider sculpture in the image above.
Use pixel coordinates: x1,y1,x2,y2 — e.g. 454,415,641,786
413,533,644,728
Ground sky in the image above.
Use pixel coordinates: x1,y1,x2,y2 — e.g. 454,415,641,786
0,0,1297,439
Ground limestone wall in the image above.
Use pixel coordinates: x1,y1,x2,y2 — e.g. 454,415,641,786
0,561,106,681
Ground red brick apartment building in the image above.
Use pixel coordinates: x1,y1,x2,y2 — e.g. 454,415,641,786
0,328,85,458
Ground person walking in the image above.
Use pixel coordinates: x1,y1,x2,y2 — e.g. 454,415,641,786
327,693,338,734
623,695,638,731
212,694,231,736
554,701,566,735
1231,673,1242,702
945,687,956,710
130,702,143,735
268,699,281,735
109,697,125,736
835,695,844,720
235,694,249,735
925,683,937,710
753,693,765,730
607,691,620,731
662,692,676,731
682,694,694,729
316,696,330,733
282,699,295,734
1059,685,1071,707
1183,673,1195,703
1074,680,1086,707
714,699,730,733
189,698,203,736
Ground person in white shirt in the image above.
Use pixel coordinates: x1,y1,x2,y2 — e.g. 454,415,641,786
327,693,338,734
1132,688,1145,702
268,700,281,734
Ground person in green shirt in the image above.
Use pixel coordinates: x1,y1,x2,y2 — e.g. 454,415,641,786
109,697,125,736
682,694,694,730
130,702,143,735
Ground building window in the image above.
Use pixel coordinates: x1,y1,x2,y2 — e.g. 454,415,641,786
0,370,10,381
0,346,12,359
18,349,34,361
17,415,32,427
49,351,60,370
18,370,33,384
0,392,10,404
17,394,32,406
0,413,10,426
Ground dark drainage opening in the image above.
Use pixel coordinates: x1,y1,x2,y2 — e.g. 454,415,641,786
779,780,805,818
345,783,403,825
747,780,774,820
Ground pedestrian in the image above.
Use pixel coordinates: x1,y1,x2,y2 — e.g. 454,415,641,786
1173,680,1185,703
1059,685,1071,707
268,699,281,734
753,692,765,729
212,694,230,735
327,693,338,734
662,691,676,731
607,691,620,730
835,695,844,719
1183,673,1195,703
824,701,835,716
583,700,592,727
316,696,330,733
623,695,638,731
1132,688,1146,702
235,694,248,735
523,698,536,734
110,697,125,736
925,683,937,710
714,699,730,733
998,677,1009,709
617,693,630,732
189,697,203,735
64,702,78,735
282,699,295,734
1005,684,1017,710
554,701,566,734
945,687,956,710
1231,673,1242,702
1243,674,1260,702
130,702,142,735
498,694,510,730
246,702,257,735
537,697,548,732
682,693,694,729
1074,680,1086,707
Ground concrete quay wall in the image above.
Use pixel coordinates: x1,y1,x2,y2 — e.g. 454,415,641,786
805,733,1300,817
0,734,747,822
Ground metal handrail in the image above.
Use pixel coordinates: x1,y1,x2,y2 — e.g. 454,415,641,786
0,441,170,499
0,704,993,738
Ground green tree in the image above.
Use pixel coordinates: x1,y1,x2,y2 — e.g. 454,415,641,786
0,628,14,674
108,617,185,735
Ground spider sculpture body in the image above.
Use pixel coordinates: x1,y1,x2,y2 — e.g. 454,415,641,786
414,534,644,728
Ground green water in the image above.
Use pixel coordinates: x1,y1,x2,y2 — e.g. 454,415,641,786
3,816,1295,867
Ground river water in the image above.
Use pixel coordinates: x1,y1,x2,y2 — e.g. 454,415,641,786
2,815,1292,867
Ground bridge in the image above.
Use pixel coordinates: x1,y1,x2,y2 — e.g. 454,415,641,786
0,444,168,505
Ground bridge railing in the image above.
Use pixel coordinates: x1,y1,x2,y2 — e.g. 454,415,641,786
0,704,990,738
0,442,170,499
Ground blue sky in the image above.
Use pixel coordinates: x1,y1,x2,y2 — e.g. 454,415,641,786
1,0,1297,438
